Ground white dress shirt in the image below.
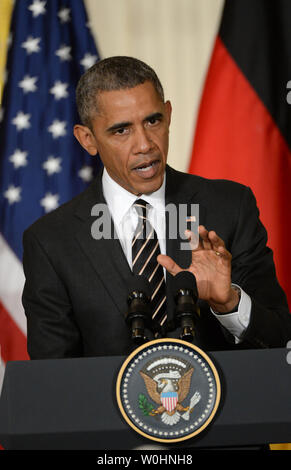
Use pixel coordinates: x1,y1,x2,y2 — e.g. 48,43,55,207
102,168,251,342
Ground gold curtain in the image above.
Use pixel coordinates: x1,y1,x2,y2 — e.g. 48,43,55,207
0,0,13,104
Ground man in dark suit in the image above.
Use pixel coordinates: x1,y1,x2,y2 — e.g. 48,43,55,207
22,56,291,359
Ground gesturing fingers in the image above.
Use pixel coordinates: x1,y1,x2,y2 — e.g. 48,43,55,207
208,230,225,248
198,225,212,250
207,230,228,257
187,226,231,262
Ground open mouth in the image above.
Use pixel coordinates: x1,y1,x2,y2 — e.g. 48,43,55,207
132,159,160,176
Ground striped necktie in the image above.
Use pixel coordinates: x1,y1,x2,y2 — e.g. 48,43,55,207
132,199,167,330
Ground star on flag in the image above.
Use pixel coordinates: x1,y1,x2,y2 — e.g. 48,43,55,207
21,36,41,54
9,149,28,169
18,75,38,93
28,0,46,17
4,185,22,204
42,156,62,175
55,45,72,62
47,119,67,139
12,111,31,131
40,192,59,213
80,53,98,70
58,7,71,23
78,165,94,182
49,81,69,100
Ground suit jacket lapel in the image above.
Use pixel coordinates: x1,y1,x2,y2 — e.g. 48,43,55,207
74,170,132,317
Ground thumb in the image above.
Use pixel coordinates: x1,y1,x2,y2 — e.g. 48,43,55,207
157,254,183,276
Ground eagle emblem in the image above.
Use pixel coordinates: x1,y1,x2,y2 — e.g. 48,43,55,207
139,356,201,425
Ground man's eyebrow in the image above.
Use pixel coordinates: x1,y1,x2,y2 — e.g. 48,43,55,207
144,112,163,122
106,112,164,133
106,121,132,133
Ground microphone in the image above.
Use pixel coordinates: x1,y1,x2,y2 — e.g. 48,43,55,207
172,271,199,342
125,275,152,345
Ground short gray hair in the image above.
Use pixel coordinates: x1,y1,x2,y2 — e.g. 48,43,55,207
76,56,165,128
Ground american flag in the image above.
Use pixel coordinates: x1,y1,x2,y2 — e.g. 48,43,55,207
0,0,101,385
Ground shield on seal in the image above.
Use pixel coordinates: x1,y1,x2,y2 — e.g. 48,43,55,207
161,391,178,412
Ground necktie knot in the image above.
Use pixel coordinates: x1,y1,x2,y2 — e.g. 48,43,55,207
133,199,149,220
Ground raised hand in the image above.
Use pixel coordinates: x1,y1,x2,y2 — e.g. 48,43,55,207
157,225,239,313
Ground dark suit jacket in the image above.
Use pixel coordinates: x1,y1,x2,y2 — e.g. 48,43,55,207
22,165,291,359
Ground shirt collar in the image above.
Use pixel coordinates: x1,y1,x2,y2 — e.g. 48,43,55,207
102,168,166,225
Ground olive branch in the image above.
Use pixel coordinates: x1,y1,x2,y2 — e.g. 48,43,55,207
138,394,155,416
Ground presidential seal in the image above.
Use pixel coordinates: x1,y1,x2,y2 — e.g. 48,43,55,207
116,338,221,443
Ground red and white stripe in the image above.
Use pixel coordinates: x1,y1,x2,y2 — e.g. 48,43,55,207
0,234,29,390
161,393,178,413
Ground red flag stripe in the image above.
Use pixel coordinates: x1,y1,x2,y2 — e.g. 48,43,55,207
0,300,29,362
189,37,291,307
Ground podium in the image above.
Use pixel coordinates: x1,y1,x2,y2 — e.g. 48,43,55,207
1,348,291,450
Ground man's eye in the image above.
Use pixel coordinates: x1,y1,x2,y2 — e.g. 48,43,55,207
149,118,158,125
147,117,161,126
114,128,127,135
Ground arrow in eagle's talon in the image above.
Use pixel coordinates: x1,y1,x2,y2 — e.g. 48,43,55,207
181,391,201,421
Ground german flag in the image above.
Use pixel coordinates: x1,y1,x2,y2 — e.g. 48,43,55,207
189,0,291,311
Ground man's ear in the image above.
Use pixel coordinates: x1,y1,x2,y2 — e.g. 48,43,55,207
164,100,172,127
73,124,98,156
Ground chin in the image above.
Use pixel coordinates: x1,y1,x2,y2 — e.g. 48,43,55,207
137,181,163,195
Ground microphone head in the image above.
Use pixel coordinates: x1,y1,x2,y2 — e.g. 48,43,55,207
125,275,152,343
127,274,151,300
172,270,198,298
172,271,198,341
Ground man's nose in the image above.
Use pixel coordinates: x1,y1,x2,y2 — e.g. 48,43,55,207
133,127,153,154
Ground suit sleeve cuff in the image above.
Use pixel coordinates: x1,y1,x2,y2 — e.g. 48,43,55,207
210,284,252,342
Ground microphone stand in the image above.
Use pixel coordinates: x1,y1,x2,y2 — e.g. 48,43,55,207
172,271,199,342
